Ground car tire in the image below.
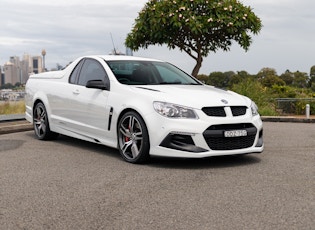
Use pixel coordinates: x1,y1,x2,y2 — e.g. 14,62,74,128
118,111,150,163
33,102,58,140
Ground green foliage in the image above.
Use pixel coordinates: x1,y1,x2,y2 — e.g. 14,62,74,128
207,71,235,88
256,67,277,79
196,74,208,83
271,85,297,98
216,66,315,116
0,83,14,89
126,0,262,76
280,71,293,85
292,71,309,88
230,78,266,106
261,75,285,87
230,78,279,116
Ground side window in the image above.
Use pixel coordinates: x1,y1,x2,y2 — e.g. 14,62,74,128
77,59,107,86
69,60,84,84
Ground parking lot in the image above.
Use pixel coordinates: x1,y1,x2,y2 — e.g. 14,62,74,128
0,122,314,229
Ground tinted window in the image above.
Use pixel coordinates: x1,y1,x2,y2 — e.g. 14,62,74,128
69,60,83,84
106,60,200,85
78,59,107,86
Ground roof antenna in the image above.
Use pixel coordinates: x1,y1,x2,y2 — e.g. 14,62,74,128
110,33,117,55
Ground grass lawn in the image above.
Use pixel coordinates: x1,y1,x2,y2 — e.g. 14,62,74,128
0,100,25,115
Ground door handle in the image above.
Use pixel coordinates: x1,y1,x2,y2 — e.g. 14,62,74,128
72,89,80,95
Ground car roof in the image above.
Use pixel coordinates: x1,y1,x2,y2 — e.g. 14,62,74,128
85,55,164,62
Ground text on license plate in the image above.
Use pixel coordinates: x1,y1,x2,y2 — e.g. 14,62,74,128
224,130,247,137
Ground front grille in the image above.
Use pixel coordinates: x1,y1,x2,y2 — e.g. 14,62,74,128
203,123,257,150
205,135,256,150
231,106,247,116
202,106,247,117
202,107,226,117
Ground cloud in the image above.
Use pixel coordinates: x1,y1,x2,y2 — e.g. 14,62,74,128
1,0,314,74
1,0,146,65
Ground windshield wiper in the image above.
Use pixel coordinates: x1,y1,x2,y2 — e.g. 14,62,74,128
182,83,201,85
158,82,201,85
159,81,182,84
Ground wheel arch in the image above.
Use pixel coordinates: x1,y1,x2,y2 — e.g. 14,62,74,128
31,93,53,125
116,108,143,132
116,108,151,163
116,108,151,143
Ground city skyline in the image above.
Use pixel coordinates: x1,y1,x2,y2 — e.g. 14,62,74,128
0,54,44,87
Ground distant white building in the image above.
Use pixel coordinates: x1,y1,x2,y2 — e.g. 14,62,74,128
4,61,19,85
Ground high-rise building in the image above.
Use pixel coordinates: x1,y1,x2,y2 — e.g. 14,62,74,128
30,56,43,74
4,61,19,85
20,58,29,84
0,66,3,87
2,53,44,86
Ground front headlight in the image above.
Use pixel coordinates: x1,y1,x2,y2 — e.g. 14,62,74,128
153,101,198,119
251,101,259,116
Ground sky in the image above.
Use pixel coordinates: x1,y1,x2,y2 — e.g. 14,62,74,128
1,0,314,75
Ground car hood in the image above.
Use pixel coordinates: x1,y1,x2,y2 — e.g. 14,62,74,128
132,85,251,109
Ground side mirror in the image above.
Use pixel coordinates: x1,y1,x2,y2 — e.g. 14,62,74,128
86,80,110,90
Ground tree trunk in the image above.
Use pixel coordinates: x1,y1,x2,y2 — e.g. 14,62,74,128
191,54,203,77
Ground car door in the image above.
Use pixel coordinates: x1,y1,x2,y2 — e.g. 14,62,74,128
63,58,112,140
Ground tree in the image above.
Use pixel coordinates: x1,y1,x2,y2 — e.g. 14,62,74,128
207,71,235,88
256,67,277,80
256,68,285,87
125,0,262,77
280,70,294,85
196,74,208,83
309,65,315,89
261,75,285,87
292,71,308,88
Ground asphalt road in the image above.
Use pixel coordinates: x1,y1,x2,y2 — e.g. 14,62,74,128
0,122,314,230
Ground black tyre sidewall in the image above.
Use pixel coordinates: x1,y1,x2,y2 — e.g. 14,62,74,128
33,102,58,140
118,111,150,163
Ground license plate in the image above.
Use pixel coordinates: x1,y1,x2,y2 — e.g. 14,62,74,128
224,130,247,137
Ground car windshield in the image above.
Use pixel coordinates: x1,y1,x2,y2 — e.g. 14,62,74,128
106,60,201,85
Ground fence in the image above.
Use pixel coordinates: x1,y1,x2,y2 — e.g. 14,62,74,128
0,90,25,101
275,98,315,115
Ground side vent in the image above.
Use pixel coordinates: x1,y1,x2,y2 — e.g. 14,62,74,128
108,107,114,131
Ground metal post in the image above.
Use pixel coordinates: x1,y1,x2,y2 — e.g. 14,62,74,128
306,104,310,119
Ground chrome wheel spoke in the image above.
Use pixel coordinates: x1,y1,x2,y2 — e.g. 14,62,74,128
33,105,47,138
129,116,135,132
32,103,57,140
122,140,133,154
133,131,143,141
34,119,41,125
119,115,144,160
131,143,140,158
119,126,131,138
40,122,46,133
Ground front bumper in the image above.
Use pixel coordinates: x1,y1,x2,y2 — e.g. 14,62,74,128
146,110,264,158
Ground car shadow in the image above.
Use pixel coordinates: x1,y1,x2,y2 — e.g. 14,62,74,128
148,154,261,169
26,132,261,169
0,139,25,152
57,135,121,158
25,132,121,160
